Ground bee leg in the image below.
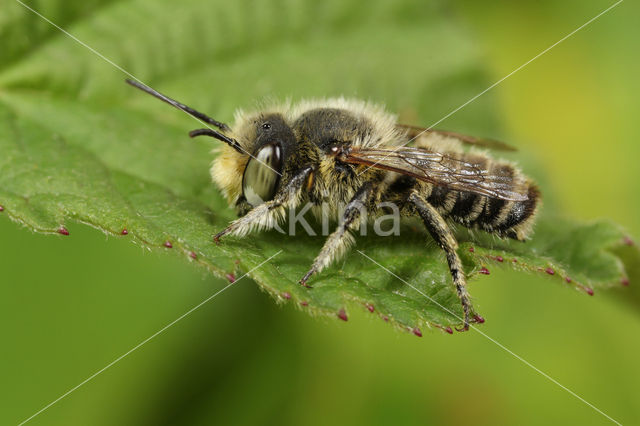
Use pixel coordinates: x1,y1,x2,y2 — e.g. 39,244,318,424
409,191,472,331
214,166,313,242
300,182,375,287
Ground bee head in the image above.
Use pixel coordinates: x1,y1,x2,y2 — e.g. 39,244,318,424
252,114,296,158
239,113,296,208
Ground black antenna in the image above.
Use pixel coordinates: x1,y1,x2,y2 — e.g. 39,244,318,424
188,128,243,152
125,79,244,153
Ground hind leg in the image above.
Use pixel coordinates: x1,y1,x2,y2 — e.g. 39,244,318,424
409,191,472,331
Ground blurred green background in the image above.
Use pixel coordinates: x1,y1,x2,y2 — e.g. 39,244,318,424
1,0,639,425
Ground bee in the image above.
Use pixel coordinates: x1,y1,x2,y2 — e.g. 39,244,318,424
126,79,540,331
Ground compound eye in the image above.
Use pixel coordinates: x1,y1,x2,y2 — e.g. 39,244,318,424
242,143,283,207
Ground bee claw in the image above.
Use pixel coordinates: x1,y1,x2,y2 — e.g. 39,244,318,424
213,229,228,245
299,269,316,288
299,280,312,288
455,313,472,332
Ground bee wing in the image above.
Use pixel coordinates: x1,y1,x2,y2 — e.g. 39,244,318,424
396,124,517,152
337,146,528,201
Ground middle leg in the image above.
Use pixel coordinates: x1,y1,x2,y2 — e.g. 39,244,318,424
300,181,377,286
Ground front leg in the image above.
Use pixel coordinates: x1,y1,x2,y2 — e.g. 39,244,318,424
215,166,313,242
300,181,376,286
409,191,473,331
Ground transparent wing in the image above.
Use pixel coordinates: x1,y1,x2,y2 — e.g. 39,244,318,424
336,146,528,201
396,124,517,152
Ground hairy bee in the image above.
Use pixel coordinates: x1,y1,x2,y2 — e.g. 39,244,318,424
127,79,540,330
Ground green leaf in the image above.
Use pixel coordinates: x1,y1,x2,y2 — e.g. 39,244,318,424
1,0,637,335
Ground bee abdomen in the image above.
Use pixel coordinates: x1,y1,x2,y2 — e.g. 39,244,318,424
471,182,540,240
495,184,540,239
425,156,540,240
